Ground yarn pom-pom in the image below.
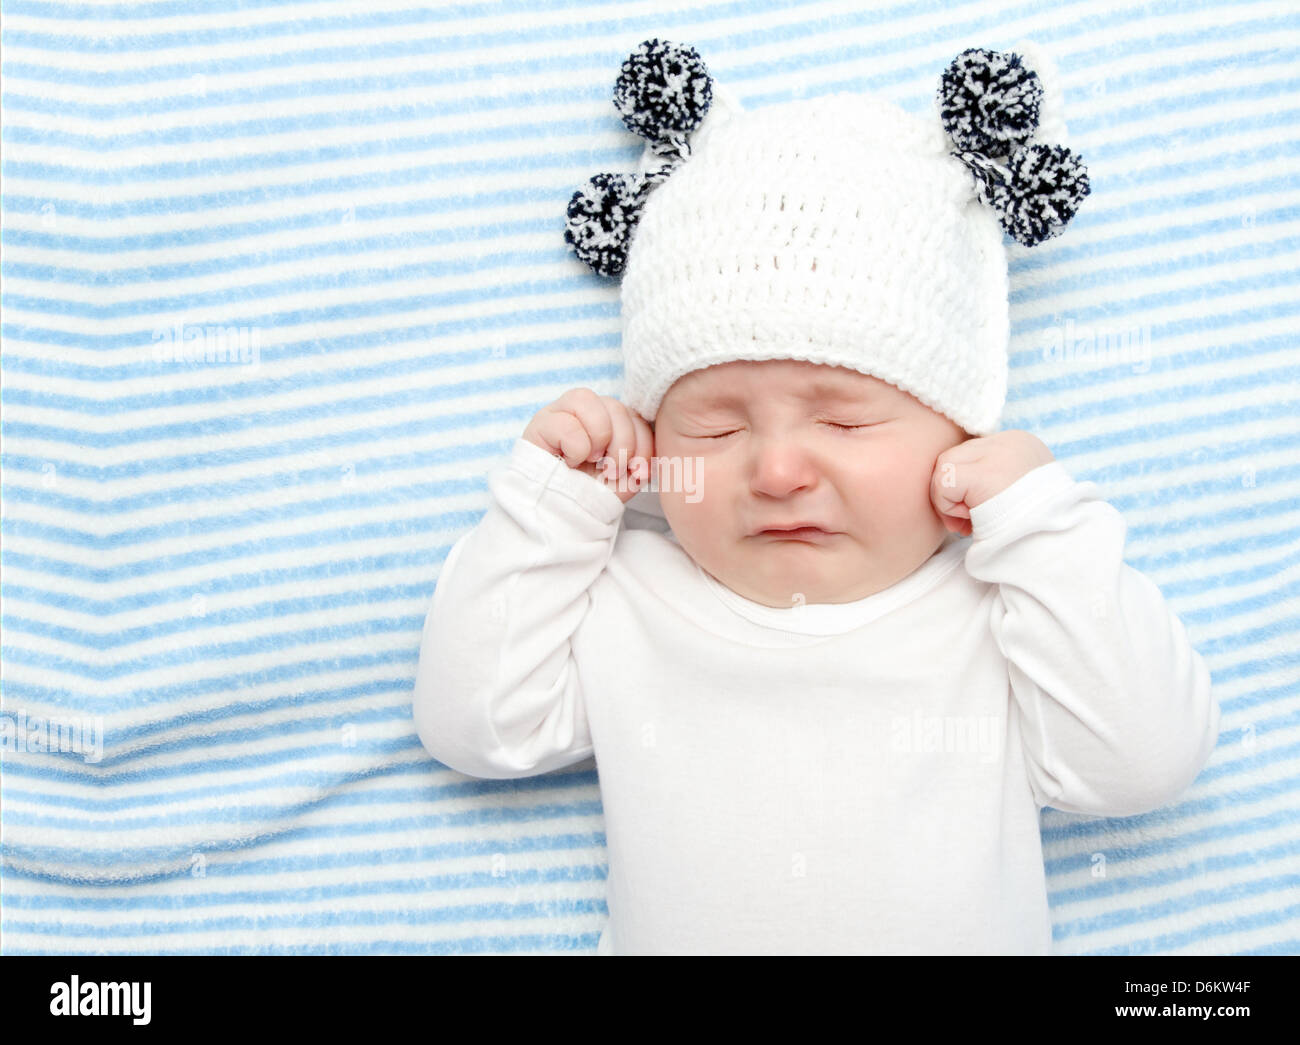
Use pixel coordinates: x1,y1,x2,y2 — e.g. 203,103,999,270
564,171,647,278
998,143,1091,247
613,38,712,143
938,47,1043,156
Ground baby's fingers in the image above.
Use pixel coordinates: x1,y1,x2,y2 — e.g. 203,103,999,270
556,388,615,464
629,409,654,488
929,457,968,519
594,399,637,481
599,405,654,500
536,410,593,467
528,388,610,467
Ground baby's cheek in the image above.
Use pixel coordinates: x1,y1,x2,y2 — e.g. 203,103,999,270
857,461,929,529
659,487,712,542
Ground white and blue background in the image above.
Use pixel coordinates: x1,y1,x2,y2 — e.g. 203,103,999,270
1,0,1297,954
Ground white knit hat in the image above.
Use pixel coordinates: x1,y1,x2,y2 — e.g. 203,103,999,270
564,39,1091,437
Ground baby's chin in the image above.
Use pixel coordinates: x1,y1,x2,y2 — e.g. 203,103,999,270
699,529,950,606
704,548,870,606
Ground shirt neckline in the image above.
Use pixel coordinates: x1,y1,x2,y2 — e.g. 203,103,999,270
695,533,968,636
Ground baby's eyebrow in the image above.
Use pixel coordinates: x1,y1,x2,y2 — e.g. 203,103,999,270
692,380,875,408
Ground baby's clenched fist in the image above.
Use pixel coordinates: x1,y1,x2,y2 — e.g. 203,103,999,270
930,429,1056,536
522,388,654,504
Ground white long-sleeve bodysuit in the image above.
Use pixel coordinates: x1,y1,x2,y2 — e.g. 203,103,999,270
412,437,1220,955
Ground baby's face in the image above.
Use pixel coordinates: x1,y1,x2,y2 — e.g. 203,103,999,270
651,359,970,608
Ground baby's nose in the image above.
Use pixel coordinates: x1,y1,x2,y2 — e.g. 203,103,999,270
748,441,817,497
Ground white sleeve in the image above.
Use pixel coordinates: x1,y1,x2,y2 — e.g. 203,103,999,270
412,437,626,779
963,461,1221,817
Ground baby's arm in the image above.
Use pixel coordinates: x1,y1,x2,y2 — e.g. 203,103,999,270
412,390,651,780
963,462,1220,817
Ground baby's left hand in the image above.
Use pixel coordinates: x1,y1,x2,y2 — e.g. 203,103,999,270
930,431,1056,537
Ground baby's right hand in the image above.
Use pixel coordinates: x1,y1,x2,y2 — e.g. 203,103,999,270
522,388,654,504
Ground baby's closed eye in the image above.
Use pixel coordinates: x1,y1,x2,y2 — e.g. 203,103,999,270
692,419,885,438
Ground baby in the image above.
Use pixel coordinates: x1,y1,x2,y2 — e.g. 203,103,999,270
411,40,1220,955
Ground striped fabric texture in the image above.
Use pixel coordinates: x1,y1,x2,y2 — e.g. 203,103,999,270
1,0,1297,955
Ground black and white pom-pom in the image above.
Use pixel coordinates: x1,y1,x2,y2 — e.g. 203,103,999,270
612,38,712,142
564,171,648,278
938,47,1042,157
564,40,713,279
995,143,1091,247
